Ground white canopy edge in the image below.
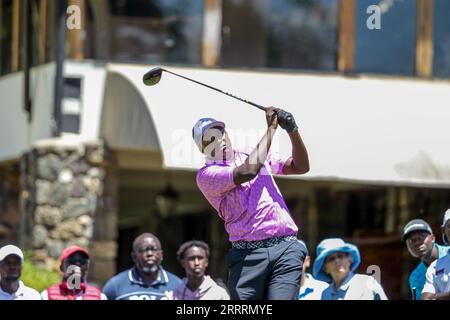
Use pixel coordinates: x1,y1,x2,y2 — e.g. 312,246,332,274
105,64,450,187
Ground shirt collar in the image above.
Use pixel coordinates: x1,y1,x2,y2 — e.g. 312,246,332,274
181,276,214,299
129,266,168,286
0,281,25,297
331,272,355,292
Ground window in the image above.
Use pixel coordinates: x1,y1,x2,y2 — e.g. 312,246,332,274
221,0,339,71
354,0,417,76
433,0,450,78
61,77,82,134
267,0,338,70
91,0,204,64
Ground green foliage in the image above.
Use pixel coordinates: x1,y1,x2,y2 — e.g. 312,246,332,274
21,257,61,293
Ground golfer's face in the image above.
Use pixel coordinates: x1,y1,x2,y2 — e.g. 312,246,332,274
406,231,434,258
202,126,232,161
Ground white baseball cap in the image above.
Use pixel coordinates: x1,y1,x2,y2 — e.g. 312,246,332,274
0,245,24,262
192,118,225,152
442,208,450,227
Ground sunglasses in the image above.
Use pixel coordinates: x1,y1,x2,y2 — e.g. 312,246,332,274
66,256,88,265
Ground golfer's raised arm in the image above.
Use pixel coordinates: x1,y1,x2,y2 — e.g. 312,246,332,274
276,109,309,175
233,107,278,185
282,130,309,175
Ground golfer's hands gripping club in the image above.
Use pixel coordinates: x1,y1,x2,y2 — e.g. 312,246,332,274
276,109,298,133
266,107,279,130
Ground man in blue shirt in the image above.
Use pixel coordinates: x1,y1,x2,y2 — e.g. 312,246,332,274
402,219,450,300
103,233,181,300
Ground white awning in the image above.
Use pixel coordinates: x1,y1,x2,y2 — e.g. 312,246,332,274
102,64,450,187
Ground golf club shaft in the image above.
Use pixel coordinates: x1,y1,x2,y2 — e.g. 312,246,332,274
162,69,267,112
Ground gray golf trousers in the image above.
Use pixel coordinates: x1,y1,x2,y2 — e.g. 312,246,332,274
227,239,307,300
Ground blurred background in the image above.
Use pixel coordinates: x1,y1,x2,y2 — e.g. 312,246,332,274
0,0,449,299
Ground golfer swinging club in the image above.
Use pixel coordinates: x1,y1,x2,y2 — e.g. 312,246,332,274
193,107,310,300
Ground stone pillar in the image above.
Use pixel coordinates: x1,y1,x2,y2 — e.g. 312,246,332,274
20,138,118,285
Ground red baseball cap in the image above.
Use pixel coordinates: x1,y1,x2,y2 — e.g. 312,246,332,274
59,245,90,263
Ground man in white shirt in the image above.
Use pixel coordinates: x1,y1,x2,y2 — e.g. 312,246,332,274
422,209,450,300
0,245,41,300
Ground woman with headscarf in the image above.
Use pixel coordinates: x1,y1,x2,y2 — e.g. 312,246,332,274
313,238,388,300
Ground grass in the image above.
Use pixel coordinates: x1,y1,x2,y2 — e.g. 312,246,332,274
21,255,61,293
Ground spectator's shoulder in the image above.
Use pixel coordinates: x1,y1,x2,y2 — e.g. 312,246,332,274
216,285,230,300
436,243,450,257
410,261,427,279
103,268,131,289
172,279,187,300
165,270,182,283
23,285,42,300
40,289,48,300
111,268,131,281
435,253,450,269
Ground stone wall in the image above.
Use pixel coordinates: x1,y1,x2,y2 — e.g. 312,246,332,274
20,138,118,284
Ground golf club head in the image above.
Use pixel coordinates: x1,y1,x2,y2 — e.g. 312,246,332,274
143,67,163,86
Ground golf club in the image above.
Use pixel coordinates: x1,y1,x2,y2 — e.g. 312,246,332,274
143,67,267,112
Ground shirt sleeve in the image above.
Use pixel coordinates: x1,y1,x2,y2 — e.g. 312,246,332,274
102,278,116,300
422,262,437,295
267,152,286,175
373,283,388,300
366,276,388,300
197,165,236,196
28,288,42,300
172,283,184,300
221,289,231,300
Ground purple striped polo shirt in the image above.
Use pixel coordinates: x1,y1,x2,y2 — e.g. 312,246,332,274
196,150,298,242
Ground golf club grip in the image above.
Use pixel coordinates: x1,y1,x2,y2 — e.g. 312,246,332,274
162,69,267,112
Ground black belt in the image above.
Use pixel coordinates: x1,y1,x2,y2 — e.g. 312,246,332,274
231,235,298,250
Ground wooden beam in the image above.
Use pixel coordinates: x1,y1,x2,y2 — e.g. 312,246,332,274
68,0,85,60
416,0,434,77
89,0,111,60
305,190,319,250
39,0,47,64
202,0,222,67
338,0,356,73
398,188,410,233
385,187,396,234
12,0,20,72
